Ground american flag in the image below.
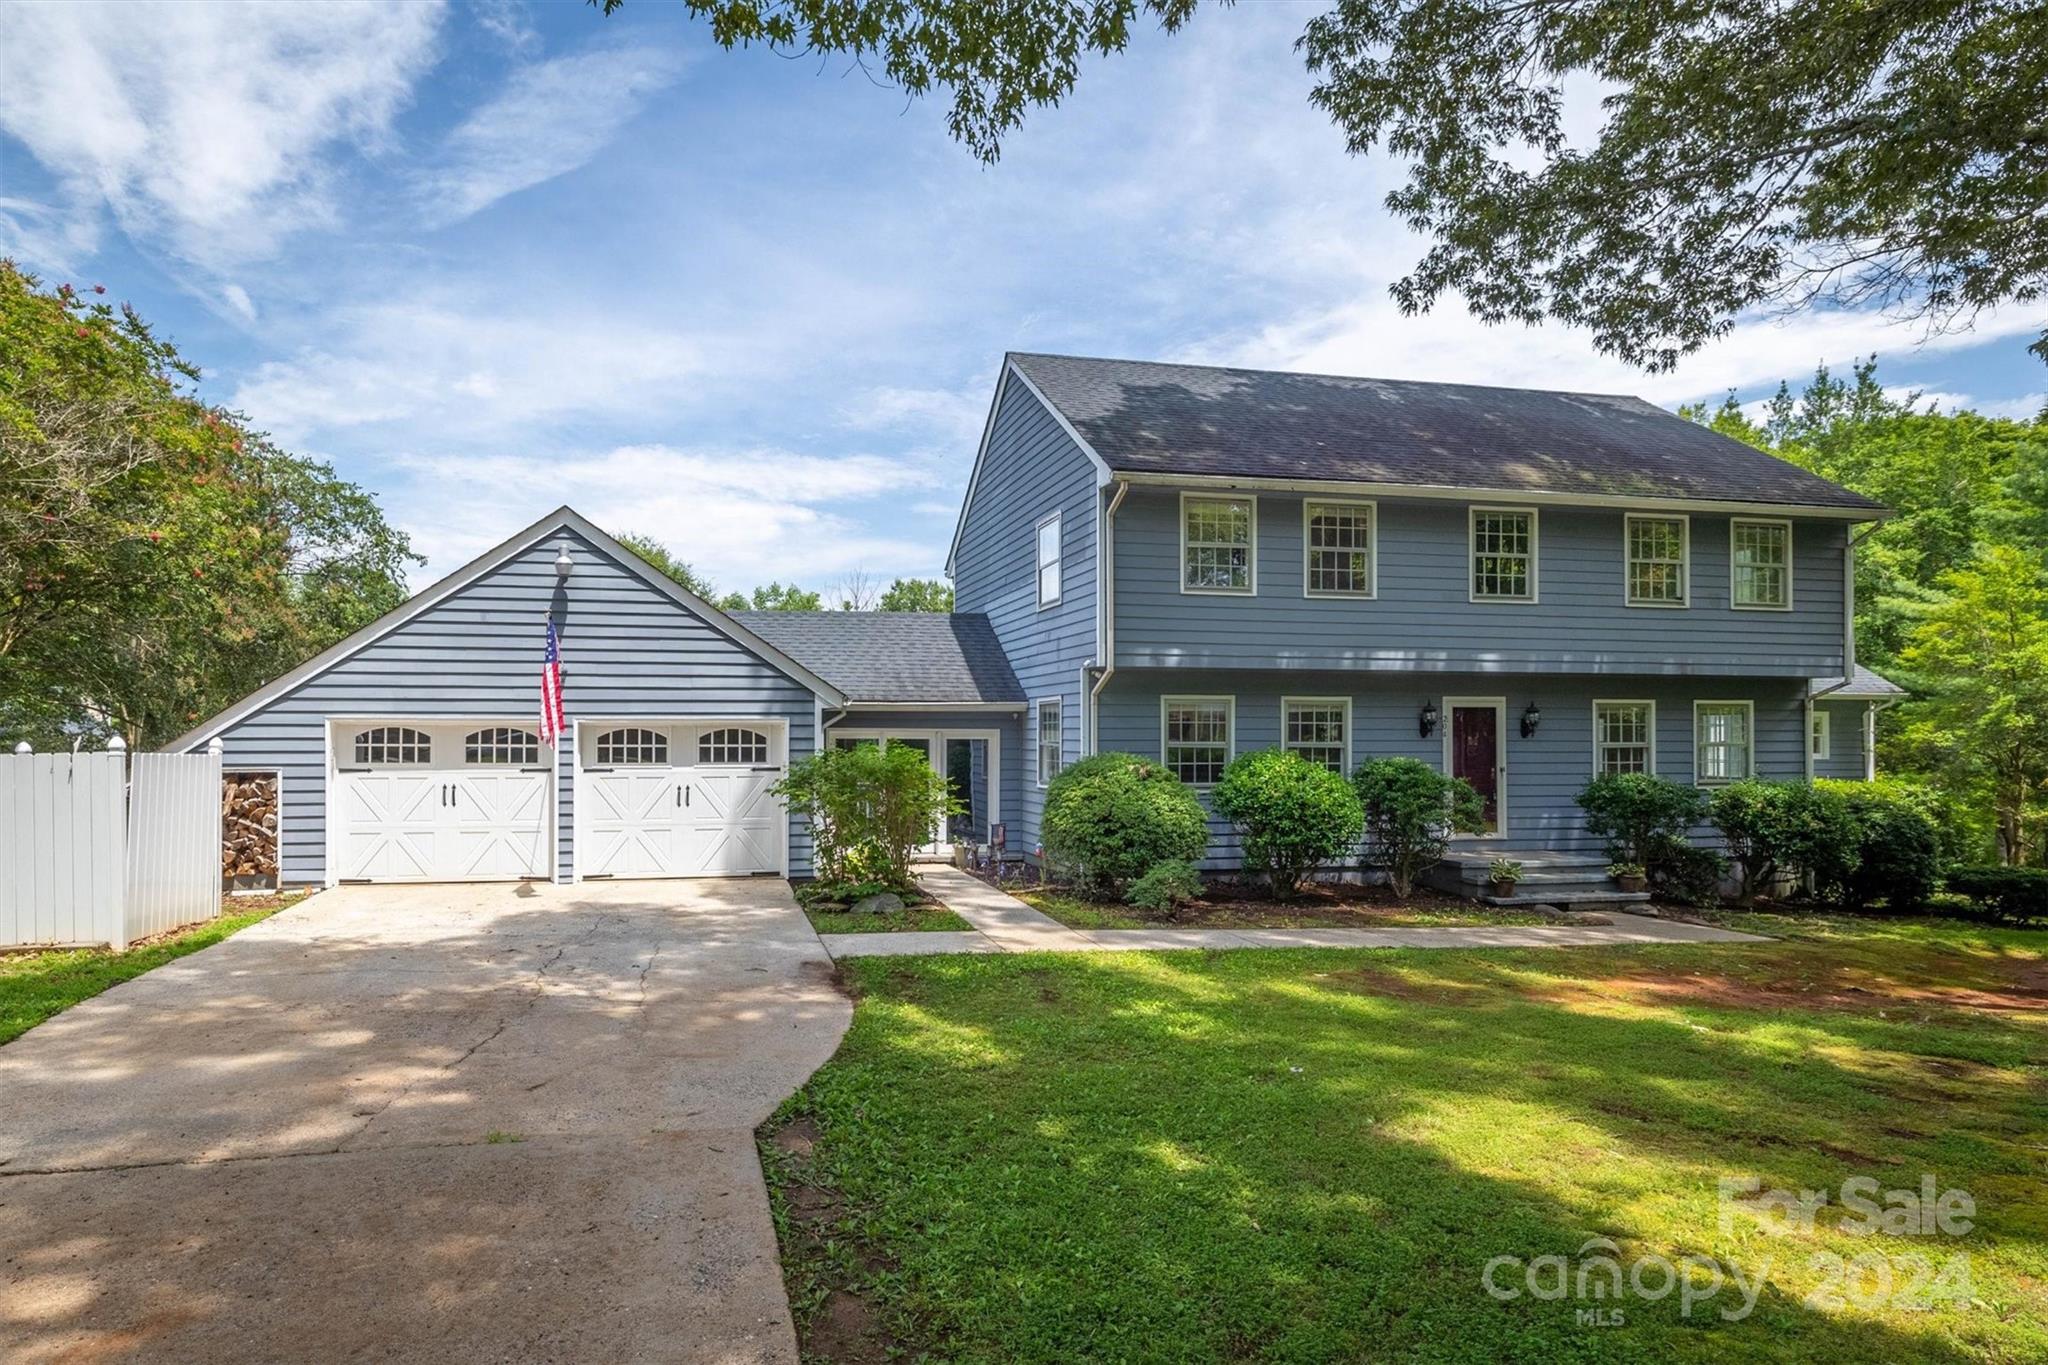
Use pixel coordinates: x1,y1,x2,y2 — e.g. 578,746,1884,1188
539,618,565,746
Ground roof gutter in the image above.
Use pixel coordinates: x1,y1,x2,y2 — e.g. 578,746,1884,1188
1087,479,1131,754
1109,470,1889,522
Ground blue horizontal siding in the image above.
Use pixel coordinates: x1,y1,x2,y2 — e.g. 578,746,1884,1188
1112,490,1847,676
1096,670,1812,868
1813,699,1875,780
207,529,821,883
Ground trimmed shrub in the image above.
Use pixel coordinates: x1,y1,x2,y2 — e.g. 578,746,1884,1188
1575,773,1708,866
1946,868,2048,925
1709,779,1859,904
1126,859,1205,914
1041,752,1209,896
1352,757,1487,898
775,743,961,892
1815,779,1942,910
1644,835,1729,906
1210,749,1365,898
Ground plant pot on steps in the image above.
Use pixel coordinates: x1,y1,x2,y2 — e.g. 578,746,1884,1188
1616,873,1648,894
1490,878,1518,899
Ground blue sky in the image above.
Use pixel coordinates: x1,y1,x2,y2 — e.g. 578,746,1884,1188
4,0,2043,595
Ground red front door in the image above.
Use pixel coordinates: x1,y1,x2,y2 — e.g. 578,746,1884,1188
1451,705,1500,831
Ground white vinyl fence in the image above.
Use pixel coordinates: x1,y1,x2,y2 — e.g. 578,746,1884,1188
1,744,224,950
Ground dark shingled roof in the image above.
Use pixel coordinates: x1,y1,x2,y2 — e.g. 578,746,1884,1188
731,611,1024,705
1812,664,1907,699
1009,352,1886,514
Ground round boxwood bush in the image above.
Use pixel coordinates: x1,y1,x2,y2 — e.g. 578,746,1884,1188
1041,752,1209,895
1211,749,1364,898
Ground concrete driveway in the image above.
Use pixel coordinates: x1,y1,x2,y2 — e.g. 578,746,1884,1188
0,879,851,1363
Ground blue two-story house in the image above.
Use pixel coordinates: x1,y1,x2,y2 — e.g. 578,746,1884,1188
170,352,1897,890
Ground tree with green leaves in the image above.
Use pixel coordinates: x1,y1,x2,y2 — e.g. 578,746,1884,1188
1895,545,2048,865
878,577,953,612
745,581,823,611
1,261,417,749
595,1,2048,369
617,532,726,601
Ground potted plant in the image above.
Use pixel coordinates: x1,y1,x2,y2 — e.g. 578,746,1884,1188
1608,861,1648,893
1488,857,1524,899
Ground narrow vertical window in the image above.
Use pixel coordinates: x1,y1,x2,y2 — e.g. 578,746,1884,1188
1303,501,1374,597
1283,699,1349,773
1810,709,1831,761
1625,514,1689,606
1162,697,1232,785
1470,508,1537,602
1036,698,1062,786
1731,519,1792,609
1036,512,1062,608
1593,701,1655,775
1695,702,1753,784
1182,495,1255,593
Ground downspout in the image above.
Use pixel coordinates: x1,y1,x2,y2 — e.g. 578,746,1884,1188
1865,697,1900,780
1087,479,1130,755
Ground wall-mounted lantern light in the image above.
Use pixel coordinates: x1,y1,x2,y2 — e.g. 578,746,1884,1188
1521,702,1542,738
1419,701,1439,738
554,544,574,579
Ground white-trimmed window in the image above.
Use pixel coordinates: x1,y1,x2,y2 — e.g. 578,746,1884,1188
699,727,770,765
594,727,668,765
1593,701,1655,775
1283,698,1349,773
1036,511,1062,608
464,727,540,765
1731,518,1792,609
1695,702,1754,785
1810,709,1832,761
1470,507,1537,602
1303,500,1375,597
1162,696,1232,786
1182,494,1255,593
1036,698,1062,787
1625,514,1689,606
354,726,430,766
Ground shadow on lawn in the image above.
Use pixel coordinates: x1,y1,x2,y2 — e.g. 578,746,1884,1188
779,944,2045,1363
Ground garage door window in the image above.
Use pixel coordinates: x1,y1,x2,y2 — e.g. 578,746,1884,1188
698,727,769,764
465,727,540,764
594,727,667,764
354,726,430,766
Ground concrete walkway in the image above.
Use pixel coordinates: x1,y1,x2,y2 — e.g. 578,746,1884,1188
817,865,1767,959
0,879,851,1365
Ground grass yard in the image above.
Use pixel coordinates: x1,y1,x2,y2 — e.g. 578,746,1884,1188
0,895,296,1045
1018,884,1554,931
807,905,975,934
763,911,2047,1363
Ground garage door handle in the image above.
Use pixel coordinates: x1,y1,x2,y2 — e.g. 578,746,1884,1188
675,784,681,807
685,785,691,807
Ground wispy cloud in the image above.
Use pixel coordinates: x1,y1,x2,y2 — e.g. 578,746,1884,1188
0,0,444,270
416,43,683,225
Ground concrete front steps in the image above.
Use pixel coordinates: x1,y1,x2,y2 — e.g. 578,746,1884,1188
1423,849,1652,911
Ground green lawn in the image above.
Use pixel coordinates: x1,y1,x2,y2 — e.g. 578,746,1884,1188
1019,886,1554,930
807,905,975,935
0,896,293,1045
761,912,2047,1362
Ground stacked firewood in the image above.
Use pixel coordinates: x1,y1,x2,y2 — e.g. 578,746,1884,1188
221,772,280,883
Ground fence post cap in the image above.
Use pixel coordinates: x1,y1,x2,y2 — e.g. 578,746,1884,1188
11,740,29,754
107,735,128,752
208,737,225,755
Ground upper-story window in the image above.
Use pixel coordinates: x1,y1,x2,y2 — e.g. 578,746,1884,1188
1470,507,1537,602
1731,518,1793,609
1182,494,1255,594
1694,702,1753,785
1593,701,1655,775
1303,500,1375,598
1162,696,1232,786
1625,514,1689,606
1036,511,1062,608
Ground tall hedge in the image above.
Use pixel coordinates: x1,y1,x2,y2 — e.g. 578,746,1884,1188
1041,752,1209,895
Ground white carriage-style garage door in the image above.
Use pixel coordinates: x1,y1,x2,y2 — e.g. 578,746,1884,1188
576,720,786,879
332,722,552,883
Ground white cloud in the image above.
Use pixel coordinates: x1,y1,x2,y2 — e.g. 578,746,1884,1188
417,44,683,225
387,443,947,588
0,1,444,270
838,383,990,448
1976,392,2047,422
221,283,257,323
469,0,539,56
